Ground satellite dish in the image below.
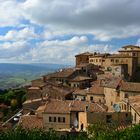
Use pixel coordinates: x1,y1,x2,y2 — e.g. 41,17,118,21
113,104,121,112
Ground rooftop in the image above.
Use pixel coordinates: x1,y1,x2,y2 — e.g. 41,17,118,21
102,78,122,89
75,52,93,57
44,68,75,78
70,75,92,82
18,115,43,129
73,89,88,96
121,82,140,92
44,99,107,114
122,45,140,49
88,84,104,95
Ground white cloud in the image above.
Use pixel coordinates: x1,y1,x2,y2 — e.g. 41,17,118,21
21,0,140,41
0,40,32,58
0,27,38,41
0,0,22,27
13,36,113,64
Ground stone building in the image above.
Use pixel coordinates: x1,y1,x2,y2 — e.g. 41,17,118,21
42,99,107,131
102,79,140,124
122,95,140,124
76,45,140,79
72,81,105,103
75,52,93,67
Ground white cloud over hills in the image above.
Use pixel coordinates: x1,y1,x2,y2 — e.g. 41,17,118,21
0,0,140,64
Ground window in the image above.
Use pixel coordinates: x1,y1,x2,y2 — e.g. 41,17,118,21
106,115,112,123
134,113,137,122
124,104,127,110
117,92,120,97
49,117,57,122
115,59,119,63
63,117,65,123
58,117,66,123
111,59,114,62
111,101,113,106
125,94,128,98
58,117,61,122
90,96,93,101
54,117,56,122
133,53,136,56
83,96,86,101
49,117,52,122
102,59,105,62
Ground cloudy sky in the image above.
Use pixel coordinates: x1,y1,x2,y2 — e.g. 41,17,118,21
0,0,140,64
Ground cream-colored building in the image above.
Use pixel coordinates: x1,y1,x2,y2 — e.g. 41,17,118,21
75,45,140,79
104,79,140,124
122,96,140,124
42,99,107,131
72,82,105,103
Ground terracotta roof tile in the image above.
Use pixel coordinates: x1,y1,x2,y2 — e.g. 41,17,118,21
73,89,88,96
88,84,104,95
19,115,43,129
44,99,107,114
75,52,93,57
70,76,92,82
45,68,75,78
121,82,140,92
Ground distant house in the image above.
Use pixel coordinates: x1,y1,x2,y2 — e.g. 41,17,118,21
72,82,105,103
42,99,107,131
69,76,92,89
103,79,140,116
123,95,140,124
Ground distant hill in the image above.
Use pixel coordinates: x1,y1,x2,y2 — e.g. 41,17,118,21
0,63,69,90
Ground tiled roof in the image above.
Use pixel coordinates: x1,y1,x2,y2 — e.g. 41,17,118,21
127,95,140,114
121,82,140,92
44,68,75,78
44,99,107,114
31,78,46,87
88,84,104,95
75,52,93,57
108,54,134,58
42,85,73,99
19,115,43,129
122,45,140,49
70,76,92,82
73,89,88,96
103,78,122,89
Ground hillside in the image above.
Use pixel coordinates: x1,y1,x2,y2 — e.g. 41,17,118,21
0,63,68,90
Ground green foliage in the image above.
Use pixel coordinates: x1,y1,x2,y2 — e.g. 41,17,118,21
0,127,59,140
87,123,140,140
1,88,26,107
10,99,18,111
0,124,140,140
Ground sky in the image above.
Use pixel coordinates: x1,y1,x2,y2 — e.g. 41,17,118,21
0,0,140,65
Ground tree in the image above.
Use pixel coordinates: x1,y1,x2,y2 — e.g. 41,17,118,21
10,99,18,111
